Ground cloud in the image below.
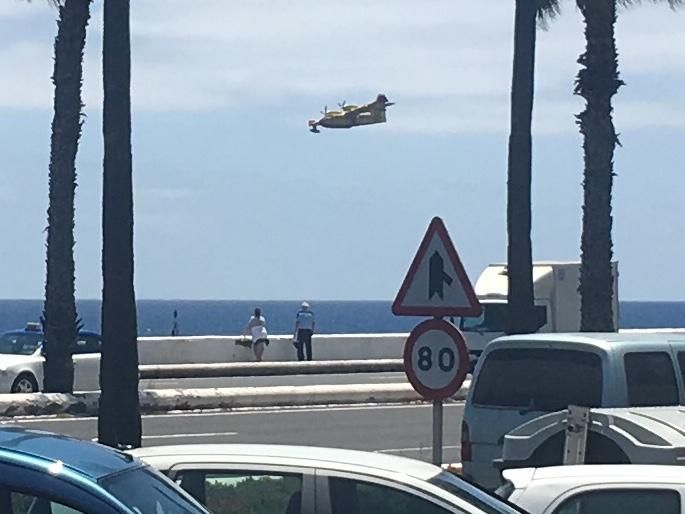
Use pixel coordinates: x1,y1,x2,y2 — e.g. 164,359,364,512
0,0,683,134
136,186,197,201
0,1,41,19
0,40,53,109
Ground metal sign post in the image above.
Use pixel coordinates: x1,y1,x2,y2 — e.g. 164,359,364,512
402,319,468,466
432,399,444,465
393,217,481,466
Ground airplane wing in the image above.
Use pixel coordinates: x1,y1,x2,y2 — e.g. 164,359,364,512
342,104,372,119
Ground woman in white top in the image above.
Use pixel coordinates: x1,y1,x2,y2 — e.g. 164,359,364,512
243,307,268,362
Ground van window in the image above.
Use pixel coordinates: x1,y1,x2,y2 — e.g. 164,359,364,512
473,349,602,410
678,352,685,389
624,352,678,406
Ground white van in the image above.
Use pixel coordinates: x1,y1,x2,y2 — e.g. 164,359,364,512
461,332,685,490
459,262,619,364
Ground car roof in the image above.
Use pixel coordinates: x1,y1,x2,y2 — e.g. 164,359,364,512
488,331,685,352
130,443,442,481
504,464,685,489
0,426,140,480
1,329,100,337
0,330,41,337
77,330,101,337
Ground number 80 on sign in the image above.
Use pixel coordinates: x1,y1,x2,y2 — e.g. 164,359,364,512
403,319,469,400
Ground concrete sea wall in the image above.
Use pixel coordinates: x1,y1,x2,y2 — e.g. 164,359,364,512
138,333,408,365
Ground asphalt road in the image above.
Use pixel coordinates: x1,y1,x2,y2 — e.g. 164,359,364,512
137,372,408,390
1,402,465,463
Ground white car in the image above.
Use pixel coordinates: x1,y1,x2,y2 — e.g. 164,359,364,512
497,465,685,514
0,324,102,393
131,444,527,514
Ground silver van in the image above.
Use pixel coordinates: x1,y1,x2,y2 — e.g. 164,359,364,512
461,332,685,489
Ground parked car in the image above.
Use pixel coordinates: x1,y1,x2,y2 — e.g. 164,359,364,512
0,426,209,514
496,465,685,514
462,332,685,489
495,405,685,472
131,443,527,514
0,323,102,393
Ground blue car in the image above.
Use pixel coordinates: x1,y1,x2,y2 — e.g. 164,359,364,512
0,426,209,513
0,323,102,393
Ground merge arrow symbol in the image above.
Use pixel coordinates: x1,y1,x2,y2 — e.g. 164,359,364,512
429,250,453,300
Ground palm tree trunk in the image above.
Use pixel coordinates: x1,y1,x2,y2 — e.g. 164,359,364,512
98,0,141,448
576,0,622,332
42,0,91,394
506,0,538,334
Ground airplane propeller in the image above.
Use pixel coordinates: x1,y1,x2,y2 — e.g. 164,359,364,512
320,105,328,115
338,100,346,109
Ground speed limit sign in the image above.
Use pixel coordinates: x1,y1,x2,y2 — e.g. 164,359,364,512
403,318,468,400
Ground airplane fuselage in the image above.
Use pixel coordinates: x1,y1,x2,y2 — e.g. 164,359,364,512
309,94,393,133
318,109,387,129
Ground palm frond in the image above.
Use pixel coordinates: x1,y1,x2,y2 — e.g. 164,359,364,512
537,0,562,29
26,0,63,7
618,0,683,10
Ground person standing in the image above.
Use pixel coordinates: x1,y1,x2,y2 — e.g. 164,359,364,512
170,309,180,336
294,301,315,361
243,307,269,362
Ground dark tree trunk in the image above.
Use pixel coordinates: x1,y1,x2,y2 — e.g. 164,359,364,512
506,0,538,334
576,0,621,332
98,0,141,448
42,0,91,394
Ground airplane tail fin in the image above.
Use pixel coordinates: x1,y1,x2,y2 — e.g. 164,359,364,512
375,94,394,108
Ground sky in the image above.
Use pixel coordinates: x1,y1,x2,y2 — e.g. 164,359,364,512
0,1,684,301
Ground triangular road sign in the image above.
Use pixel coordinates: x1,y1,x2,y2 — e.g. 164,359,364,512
392,217,481,317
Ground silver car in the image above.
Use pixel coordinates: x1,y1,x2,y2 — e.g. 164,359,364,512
463,332,685,489
131,444,525,514
497,465,685,514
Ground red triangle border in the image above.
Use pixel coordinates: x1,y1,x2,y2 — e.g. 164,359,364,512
392,217,482,318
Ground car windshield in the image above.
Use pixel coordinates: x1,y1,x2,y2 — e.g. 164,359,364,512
0,333,41,355
460,304,508,333
101,465,208,514
429,471,526,514
461,304,547,333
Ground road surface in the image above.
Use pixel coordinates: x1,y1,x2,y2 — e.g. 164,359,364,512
1,402,465,463
137,372,407,390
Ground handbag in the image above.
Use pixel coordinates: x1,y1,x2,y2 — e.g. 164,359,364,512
235,337,252,348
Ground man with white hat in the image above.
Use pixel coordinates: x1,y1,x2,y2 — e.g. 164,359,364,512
294,301,315,361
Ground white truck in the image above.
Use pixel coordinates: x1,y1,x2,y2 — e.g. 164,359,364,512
459,261,619,363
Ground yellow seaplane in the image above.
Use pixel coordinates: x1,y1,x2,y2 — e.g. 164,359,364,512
308,94,394,133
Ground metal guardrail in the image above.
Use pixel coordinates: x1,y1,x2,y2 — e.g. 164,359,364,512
0,381,472,418
139,359,405,380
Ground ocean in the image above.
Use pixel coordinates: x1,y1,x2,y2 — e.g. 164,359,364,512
1,300,684,337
